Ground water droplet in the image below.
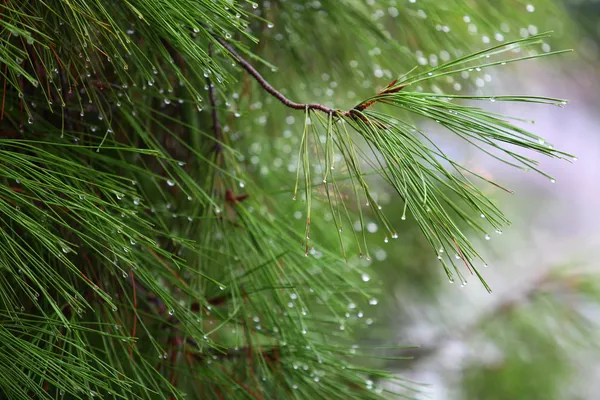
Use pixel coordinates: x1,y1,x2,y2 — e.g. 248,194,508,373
550,178,556,183
116,193,124,200
369,298,378,305
168,309,174,315
361,273,370,282
480,213,486,218
384,237,389,243
485,234,491,240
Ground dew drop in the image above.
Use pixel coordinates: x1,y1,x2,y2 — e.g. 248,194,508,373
166,179,175,187
485,234,491,240
168,309,174,316
369,298,378,305
361,273,370,282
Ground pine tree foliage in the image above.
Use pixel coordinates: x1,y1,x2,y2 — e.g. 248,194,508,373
0,0,578,399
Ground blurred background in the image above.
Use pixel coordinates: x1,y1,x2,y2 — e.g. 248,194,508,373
374,2,600,399
236,0,600,398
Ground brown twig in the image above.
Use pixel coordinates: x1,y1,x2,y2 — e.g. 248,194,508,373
212,35,404,119
212,36,337,114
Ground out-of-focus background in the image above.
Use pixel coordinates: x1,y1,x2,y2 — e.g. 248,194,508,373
383,62,600,399
372,4,600,399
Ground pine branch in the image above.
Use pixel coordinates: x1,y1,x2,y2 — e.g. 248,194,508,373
216,31,571,286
